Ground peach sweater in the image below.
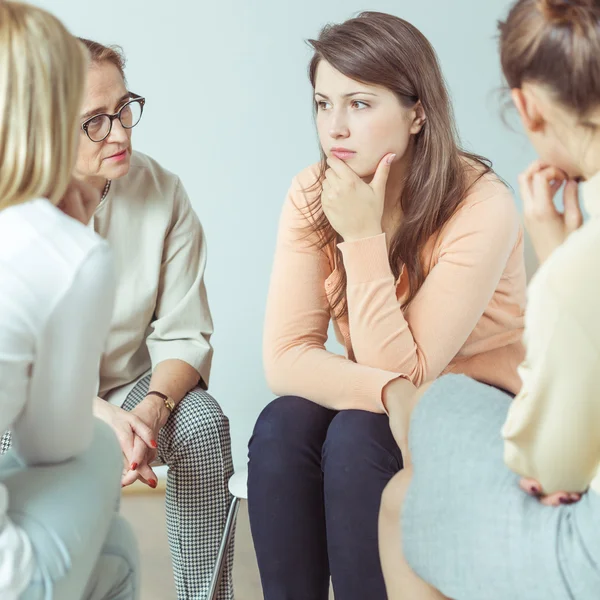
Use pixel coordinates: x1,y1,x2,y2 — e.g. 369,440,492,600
264,163,526,413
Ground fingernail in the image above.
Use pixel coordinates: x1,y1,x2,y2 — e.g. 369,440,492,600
386,154,396,165
151,440,158,448
559,496,572,504
130,462,138,471
149,479,157,489
530,485,540,495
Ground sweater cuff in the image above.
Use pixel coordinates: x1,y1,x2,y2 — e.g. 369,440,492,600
338,234,393,284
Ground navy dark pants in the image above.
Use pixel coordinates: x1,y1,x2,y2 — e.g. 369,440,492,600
247,396,403,600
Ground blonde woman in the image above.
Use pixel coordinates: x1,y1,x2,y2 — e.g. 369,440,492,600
0,2,137,599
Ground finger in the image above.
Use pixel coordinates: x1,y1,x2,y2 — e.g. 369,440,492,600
371,153,395,197
540,492,574,507
136,461,158,488
519,478,543,496
563,180,584,233
129,435,149,473
326,155,359,180
324,167,340,182
129,415,158,450
521,160,549,182
531,171,562,216
115,428,136,466
538,166,569,187
121,468,140,487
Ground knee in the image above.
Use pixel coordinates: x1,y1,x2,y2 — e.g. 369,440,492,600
380,468,412,525
323,409,391,469
248,396,323,471
175,391,228,445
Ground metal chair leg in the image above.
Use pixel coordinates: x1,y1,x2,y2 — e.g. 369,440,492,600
207,495,240,600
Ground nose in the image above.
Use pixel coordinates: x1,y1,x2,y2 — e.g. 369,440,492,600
106,117,130,145
329,109,350,140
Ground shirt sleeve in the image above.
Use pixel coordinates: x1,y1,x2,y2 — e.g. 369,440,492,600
502,283,600,494
340,187,520,386
263,180,401,413
11,243,116,465
145,179,214,388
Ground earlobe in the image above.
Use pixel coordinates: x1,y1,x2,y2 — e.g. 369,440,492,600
410,102,427,135
512,87,544,133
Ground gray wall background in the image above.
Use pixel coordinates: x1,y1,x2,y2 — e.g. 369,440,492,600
31,0,535,469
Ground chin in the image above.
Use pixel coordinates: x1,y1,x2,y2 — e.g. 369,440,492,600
106,157,131,180
349,160,379,180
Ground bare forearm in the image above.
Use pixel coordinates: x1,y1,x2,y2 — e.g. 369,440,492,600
148,359,200,404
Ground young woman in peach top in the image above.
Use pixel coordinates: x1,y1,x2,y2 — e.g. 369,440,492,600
248,11,526,600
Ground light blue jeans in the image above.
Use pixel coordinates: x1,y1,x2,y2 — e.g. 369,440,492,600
0,420,138,600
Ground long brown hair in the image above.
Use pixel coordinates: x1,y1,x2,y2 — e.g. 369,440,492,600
499,0,600,116
304,11,491,316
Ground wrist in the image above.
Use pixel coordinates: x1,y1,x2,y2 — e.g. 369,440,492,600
343,227,383,243
93,396,113,421
143,394,171,427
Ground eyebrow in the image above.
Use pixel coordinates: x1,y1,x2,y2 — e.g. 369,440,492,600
314,91,378,99
82,93,132,120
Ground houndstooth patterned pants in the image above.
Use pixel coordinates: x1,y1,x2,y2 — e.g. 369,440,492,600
1,374,235,600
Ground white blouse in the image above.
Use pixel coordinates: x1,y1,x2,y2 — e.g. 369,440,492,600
0,199,115,598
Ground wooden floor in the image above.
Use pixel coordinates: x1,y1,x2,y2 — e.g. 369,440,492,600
121,492,335,599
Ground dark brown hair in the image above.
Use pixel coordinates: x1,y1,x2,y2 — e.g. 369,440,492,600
499,0,600,115
78,37,127,81
304,11,491,316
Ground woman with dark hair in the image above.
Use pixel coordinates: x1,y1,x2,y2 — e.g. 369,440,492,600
379,1,600,599
248,11,526,600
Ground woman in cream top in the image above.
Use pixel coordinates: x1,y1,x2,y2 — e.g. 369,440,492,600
379,1,600,599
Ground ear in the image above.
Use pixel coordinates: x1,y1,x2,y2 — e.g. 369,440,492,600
409,101,427,135
511,87,544,133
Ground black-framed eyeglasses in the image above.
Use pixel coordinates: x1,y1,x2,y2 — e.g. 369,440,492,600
81,92,145,143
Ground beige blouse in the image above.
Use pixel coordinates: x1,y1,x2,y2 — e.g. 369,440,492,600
503,170,600,495
92,151,213,407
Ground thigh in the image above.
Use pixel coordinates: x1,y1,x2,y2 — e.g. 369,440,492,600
6,421,126,600
401,375,590,600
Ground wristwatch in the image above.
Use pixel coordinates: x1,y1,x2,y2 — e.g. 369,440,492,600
146,391,175,414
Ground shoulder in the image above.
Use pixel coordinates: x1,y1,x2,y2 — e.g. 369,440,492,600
440,166,521,250
286,162,323,208
119,151,182,200
0,199,111,328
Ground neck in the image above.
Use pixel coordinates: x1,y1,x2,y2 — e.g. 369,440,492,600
84,176,108,193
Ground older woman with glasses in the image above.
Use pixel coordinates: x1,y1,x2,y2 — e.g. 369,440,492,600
0,38,234,600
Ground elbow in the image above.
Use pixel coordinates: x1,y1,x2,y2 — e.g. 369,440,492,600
263,348,286,396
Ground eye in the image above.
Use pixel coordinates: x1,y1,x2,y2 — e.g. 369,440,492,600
317,100,331,110
351,100,369,109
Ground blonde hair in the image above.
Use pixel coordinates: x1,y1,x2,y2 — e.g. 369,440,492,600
0,1,89,211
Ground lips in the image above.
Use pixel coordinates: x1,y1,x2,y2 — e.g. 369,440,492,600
106,149,127,160
331,147,356,160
